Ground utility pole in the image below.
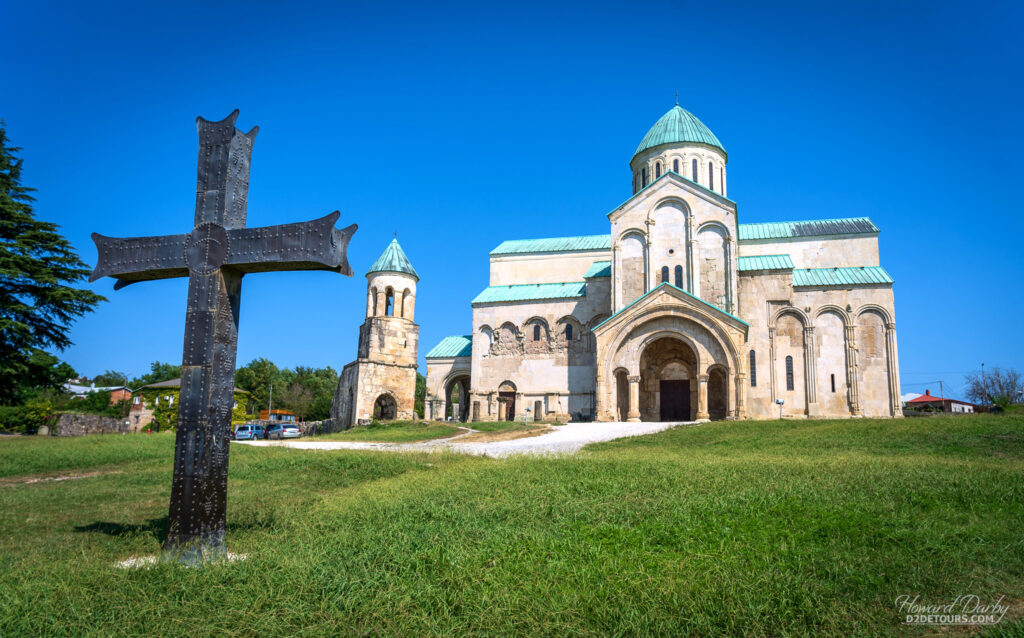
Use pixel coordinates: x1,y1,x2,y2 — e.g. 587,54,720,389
939,380,944,412
268,383,273,422
981,363,986,409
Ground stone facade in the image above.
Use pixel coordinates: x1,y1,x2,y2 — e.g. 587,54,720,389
426,105,901,423
331,241,420,427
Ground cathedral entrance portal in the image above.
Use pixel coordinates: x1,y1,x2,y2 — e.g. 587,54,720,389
660,380,690,421
639,336,698,421
498,381,517,422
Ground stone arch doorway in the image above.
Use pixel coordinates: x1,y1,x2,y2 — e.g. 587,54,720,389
707,366,729,421
498,381,517,422
640,336,698,421
373,394,397,421
444,375,471,422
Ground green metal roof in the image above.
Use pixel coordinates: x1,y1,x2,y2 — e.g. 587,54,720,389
490,234,611,256
425,335,473,358
634,105,726,158
737,254,794,271
584,260,612,278
367,238,418,279
472,281,587,304
738,217,879,241
594,282,749,339
793,266,893,287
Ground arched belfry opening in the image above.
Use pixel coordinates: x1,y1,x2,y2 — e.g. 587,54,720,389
639,336,698,421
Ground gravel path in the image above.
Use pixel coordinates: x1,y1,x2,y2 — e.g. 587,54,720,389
237,421,691,457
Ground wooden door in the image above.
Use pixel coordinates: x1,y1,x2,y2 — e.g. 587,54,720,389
499,391,516,421
660,380,691,421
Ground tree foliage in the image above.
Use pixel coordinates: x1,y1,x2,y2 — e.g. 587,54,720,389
965,367,1023,407
415,373,426,418
0,123,105,404
129,361,181,388
234,358,338,421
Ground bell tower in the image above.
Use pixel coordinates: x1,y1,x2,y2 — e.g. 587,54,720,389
331,237,420,426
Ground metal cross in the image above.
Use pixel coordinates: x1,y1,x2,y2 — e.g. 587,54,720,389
90,110,356,563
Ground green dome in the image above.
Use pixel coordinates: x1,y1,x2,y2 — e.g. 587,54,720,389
633,105,726,158
367,238,418,280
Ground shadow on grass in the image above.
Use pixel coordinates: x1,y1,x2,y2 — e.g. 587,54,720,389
74,517,168,541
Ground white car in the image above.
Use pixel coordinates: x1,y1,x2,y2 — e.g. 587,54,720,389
265,423,301,439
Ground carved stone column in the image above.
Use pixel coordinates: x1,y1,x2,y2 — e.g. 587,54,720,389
885,323,902,417
365,288,375,317
725,238,736,314
696,374,709,420
375,290,386,317
768,326,777,403
844,324,861,416
394,289,404,318
626,375,641,422
735,371,747,419
804,326,818,415
686,215,696,292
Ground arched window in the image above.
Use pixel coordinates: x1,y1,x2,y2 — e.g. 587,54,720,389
661,266,669,283
565,324,573,341
674,265,683,287
785,355,794,391
385,288,394,316
641,168,648,187
692,159,698,181
655,162,662,178
673,159,679,173
831,373,836,393
749,350,757,387
633,173,638,193
533,324,541,341
709,162,714,190
719,167,724,192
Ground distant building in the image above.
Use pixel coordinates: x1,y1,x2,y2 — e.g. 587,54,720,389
63,381,131,405
259,409,297,422
905,389,975,413
129,378,249,431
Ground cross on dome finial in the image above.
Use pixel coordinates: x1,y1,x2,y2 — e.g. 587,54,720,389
675,90,679,106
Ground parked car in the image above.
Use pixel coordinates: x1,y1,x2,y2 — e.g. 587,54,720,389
265,423,301,440
231,424,265,441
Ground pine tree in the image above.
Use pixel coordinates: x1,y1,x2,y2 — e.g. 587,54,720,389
0,122,105,404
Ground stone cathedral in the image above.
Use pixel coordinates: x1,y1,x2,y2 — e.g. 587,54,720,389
425,105,901,423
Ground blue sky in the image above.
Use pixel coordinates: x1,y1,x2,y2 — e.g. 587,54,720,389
3,0,1021,400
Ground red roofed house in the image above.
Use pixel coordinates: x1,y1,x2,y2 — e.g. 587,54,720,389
906,390,975,413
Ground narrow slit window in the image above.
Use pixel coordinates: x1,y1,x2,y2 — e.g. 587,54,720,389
655,162,662,178
785,356,794,391
385,289,394,316
642,168,648,187
661,266,669,283
565,324,573,341
673,159,679,173
674,265,683,287
749,350,757,387
831,374,836,392
533,325,541,341
719,167,723,192
709,162,714,190
691,159,698,181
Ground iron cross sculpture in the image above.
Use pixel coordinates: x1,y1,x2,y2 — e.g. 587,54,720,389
90,110,356,563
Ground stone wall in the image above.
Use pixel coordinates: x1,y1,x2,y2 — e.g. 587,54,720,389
49,413,132,436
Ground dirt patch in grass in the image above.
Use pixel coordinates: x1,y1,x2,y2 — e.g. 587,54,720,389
457,425,550,443
0,469,123,487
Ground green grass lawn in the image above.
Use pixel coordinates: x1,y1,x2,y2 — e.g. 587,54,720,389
1,415,1022,636
309,420,462,442
469,420,550,434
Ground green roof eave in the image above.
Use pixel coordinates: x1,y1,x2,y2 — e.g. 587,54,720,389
490,234,611,256
472,281,587,305
737,254,795,272
425,335,473,358
792,266,893,287
738,217,879,241
584,260,612,278
594,282,749,340
607,171,736,219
